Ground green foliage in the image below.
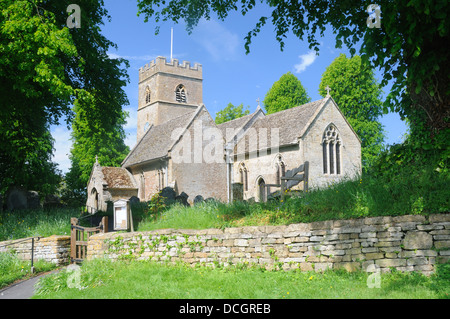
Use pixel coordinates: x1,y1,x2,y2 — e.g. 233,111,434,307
144,191,167,219
64,0,131,195
0,0,77,194
0,251,57,289
263,72,311,114
0,0,130,196
319,54,385,170
215,103,250,124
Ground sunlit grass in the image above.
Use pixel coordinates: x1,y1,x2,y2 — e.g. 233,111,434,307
0,251,57,289
0,208,77,242
34,259,450,299
135,167,449,232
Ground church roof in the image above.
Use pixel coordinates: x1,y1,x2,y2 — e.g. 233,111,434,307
233,98,328,154
101,167,137,189
122,109,198,168
216,107,265,144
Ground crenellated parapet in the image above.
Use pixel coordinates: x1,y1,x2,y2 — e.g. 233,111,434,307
139,56,202,82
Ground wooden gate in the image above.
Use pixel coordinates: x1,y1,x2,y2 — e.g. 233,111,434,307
263,161,309,202
281,161,309,201
70,216,108,263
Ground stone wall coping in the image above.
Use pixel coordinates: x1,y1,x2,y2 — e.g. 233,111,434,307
89,213,450,241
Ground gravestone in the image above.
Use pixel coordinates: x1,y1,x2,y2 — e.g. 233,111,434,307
160,187,177,205
193,195,204,205
43,194,62,210
27,191,41,209
6,187,27,211
175,192,189,206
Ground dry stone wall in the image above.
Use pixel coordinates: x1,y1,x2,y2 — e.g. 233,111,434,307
0,235,70,266
87,213,450,275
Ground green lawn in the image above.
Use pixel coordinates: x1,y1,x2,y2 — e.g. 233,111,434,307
0,251,58,289
33,258,450,299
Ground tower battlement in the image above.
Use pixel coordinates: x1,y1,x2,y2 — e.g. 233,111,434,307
139,56,202,82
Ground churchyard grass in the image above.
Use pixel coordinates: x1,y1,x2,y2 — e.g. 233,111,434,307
33,258,450,299
0,208,76,242
136,165,449,231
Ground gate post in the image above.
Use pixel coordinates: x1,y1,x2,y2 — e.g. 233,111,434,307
70,218,78,264
101,216,108,233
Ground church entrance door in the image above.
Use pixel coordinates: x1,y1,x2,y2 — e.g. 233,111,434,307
258,178,266,202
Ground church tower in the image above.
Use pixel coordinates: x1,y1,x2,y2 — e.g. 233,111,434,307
137,56,203,141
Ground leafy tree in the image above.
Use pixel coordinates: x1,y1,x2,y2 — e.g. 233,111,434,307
319,54,385,169
263,72,311,114
136,0,449,140
0,0,130,196
215,103,250,124
66,92,130,199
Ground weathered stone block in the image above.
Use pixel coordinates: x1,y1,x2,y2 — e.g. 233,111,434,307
335,262,361,272
376,259,407,268
332,227,361,234
402,231,433,250
429,214,450,223
407,257,429,266
417,224,443,231
435,241,450,250
365,252,384,260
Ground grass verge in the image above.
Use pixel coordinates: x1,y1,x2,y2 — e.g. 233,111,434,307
34,258,450,299
0,251,58,289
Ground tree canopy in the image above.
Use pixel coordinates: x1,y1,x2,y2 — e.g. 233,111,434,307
263,72,311,114
215,103,250,124
319,54,385,169
0,0,130,196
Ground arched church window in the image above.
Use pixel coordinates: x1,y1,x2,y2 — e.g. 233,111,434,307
175,84,187,103
144,122,150,132
145,87,151,104
239,163,248,191
322,124,341,175
258,177,266,202
275,156,286,185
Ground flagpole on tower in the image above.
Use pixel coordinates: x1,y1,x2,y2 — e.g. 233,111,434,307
170,27,173,61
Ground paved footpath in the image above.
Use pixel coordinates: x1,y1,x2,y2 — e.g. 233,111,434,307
0,269,62,299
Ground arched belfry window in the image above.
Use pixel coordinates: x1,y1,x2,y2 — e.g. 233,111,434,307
239,163,248,191
275,155,286,185
322,124,341,175
145,87,151,104
175,84,187,103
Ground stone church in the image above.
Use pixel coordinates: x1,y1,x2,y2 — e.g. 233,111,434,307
86,56,361,212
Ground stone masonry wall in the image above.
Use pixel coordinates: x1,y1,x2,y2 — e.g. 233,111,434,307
87,213,450,275
0,235,70,266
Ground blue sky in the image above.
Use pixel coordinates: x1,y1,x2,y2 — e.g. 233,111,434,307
51,0,407,173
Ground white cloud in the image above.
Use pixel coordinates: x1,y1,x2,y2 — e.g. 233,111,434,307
51,126,72,174
191,19,240,61
294,51,318,73
107,52,157,61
